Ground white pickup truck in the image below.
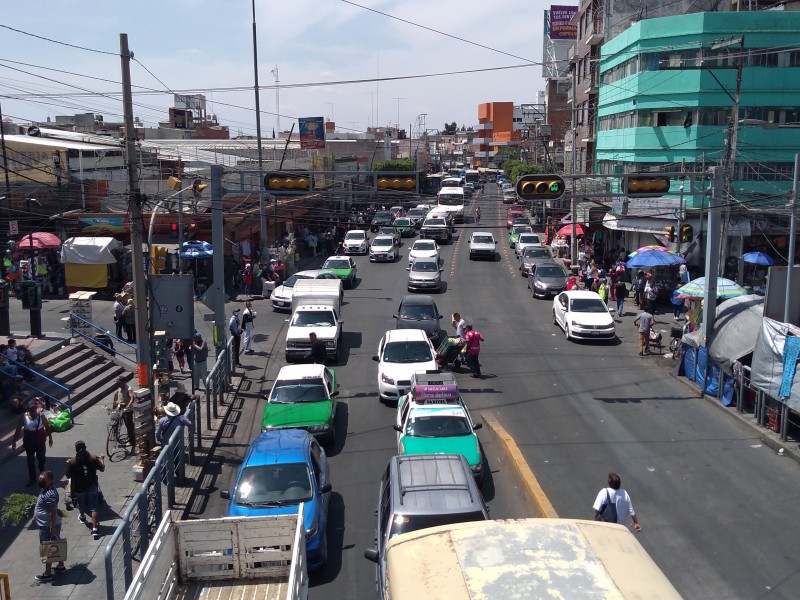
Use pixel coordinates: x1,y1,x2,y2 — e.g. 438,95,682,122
285,279,343,363
124,510,308,600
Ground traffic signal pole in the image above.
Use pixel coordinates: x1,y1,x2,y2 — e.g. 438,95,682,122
120,33,151,389
702,167,725,343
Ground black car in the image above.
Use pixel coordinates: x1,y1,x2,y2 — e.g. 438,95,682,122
394,295,444,345
370,211,394,233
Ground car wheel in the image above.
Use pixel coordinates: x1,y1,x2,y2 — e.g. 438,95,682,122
564,324,571,341
552,309,557,326
320,530,329,566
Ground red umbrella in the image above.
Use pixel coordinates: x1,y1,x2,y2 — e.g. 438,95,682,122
556,224,584,236
16,232,62,249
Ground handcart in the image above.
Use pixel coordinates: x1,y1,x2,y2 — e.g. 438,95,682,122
436,336,466,370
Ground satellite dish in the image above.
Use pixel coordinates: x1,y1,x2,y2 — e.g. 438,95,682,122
27,126,41,137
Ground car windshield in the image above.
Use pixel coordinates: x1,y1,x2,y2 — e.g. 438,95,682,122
472,235,493,244
389,511,486,541
413,242,436,251
524,248,551,259
519,235,540,244
234,464,313,506
571,298,608,312
291,311,336,327
383,341,433,363
406,415,472,437
323,259,350,270
270,379,328,403
283,273,311,288
373,238,393,247
374,211,392,220
345,232,364,240
399,304,438,320
438,196,464,207
408,209,426,217
394,219,410,226
512,226,532,234
425,219,446,226
538,266,567,278
412,261,438,272
379,228,396,235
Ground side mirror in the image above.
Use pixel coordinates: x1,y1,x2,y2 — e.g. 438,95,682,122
364,548,379,563
393,314,398,319
372,355,379,362
320,482,333,494
437,314,444,319
393,425,403,432
473,422,483,431
405,267,410,271
330,390,339,397
220,490,231,500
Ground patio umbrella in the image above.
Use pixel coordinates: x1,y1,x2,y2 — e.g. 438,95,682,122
628,245,676,257
627,248,686,267
16,231,62,249
677,276,747,300
179,240,213,259
556,224,584,236
742,251,775,266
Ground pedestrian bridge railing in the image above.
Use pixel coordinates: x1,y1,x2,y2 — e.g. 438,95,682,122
69,312,137,365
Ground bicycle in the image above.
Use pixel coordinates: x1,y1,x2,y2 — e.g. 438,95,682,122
129,479,160,559
105,405,130,457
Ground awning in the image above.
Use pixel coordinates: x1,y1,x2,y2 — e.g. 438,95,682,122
603,214,751,236
682,294,764,364
61,237,122,264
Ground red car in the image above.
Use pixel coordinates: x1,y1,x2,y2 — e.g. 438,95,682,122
506,208,526,229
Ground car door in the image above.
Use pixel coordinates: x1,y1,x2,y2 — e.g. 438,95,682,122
376,466,392,592
555,293,568,327
324,367,337,421
396,398,411,444
309,440,331,524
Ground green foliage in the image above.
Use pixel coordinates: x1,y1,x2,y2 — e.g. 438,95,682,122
371,159,416,172
1,493,37,527
443,122,458,135
498,159,541,183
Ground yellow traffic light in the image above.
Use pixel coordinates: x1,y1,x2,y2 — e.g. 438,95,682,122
192,178,208,196
264,172,311,193
680,224,693,243
624,174,671,197
664,226,676,242
150,245,169,274
377,176,415,190
516,174,566,201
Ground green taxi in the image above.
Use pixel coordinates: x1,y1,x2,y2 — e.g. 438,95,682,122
392,217,415,238
322,256,357,289
261,364,339,445
509,224,533,248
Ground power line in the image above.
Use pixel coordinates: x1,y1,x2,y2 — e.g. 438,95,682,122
0,24,118,56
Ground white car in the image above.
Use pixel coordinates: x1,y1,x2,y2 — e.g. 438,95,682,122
369,235,398,262
552,290,616,342
468,232,497,260
408,239,440,266
372,329,437,403
343,230,369,254
514,232,544,258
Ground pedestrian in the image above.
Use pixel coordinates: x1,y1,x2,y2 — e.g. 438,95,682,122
166,338,174,374
614,279,628,316
122,299,136,342
242,300,256,354
475,207,481,223
634,271,646,307
670,288,685,321
229,309,242,366
592,472,642,532
65,440,105,540
464,324,485,378
633,306,654,356
242,263,253,296
644,274,657,314
12,399,53,486
112,293,125,339
169,383,198,414
451,312,469,366
6,338,18,361
598,279,609,304
113,376,136,449
33,470,66,582
308,332,327,364
174,339,186,373
155,402,192,446
609,270,618,301
192,332,209,393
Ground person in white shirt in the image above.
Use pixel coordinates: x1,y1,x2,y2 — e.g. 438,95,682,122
242,301,256,354
592,473,642,532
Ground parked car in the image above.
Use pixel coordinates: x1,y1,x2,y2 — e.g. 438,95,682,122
221,429,332,571
528,262,570,299
552,290,616,341
261,364,339,444
373,329,437,403
519,246,555,277
322,256,357,289
343,229,369,255
468,232,497,261
407,257,443,293
408,239,440,267
369,235,399,262
394,294,444,345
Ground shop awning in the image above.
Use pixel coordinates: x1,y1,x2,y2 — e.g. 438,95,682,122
603,214,751,236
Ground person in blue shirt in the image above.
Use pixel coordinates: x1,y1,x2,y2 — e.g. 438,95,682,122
155,403,191,446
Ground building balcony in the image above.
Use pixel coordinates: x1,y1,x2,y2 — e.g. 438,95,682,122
579,125,596,143
584,73,598,95
477,122,493,130
584,20,604,46
472,136,489,144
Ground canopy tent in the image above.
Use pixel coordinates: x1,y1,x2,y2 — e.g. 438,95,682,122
627,248,685,268
180,240,213,259
61,236,122,289
556,224,584,236
682,294,765,364
16,231,62,249
751,317,800,411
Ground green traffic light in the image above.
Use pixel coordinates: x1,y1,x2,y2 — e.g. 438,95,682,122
549,182,561,193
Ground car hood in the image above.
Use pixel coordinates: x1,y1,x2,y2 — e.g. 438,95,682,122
381,359,437,382
327,267,354,277
408,270,440,280
400,434,481,467
262,401,332,429
536,275,569,287
396,318,440,337
344,239,365,247
569,310,614,327
271,284,293,300
410,250,437,260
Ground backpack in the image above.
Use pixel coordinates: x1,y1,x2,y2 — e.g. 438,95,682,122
595,489,618,523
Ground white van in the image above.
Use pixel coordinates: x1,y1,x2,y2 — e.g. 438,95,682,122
436,187,466,223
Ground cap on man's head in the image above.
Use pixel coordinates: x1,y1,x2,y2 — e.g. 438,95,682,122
233,308,240,313
75,440,87,452
195,331,202,338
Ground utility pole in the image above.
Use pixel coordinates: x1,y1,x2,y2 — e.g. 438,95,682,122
210,166,227,355
120,33,151,388
785,153,799,324
251,0,268,255
569,61,578,264
702,167,725,345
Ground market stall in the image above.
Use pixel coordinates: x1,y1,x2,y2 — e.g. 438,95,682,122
60,236,122,292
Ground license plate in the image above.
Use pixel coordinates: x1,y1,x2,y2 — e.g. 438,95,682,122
275,301,286,306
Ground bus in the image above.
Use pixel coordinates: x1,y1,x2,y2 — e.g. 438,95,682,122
464,169,480,188
421,173,445,197
384,519,682,600
436,187,466,222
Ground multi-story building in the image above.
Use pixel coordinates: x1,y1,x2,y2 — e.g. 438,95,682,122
474,102,549,167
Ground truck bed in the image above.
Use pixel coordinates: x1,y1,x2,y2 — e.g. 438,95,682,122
177,578,291,600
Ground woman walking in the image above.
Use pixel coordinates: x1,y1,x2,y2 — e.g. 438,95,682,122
11,400,53,486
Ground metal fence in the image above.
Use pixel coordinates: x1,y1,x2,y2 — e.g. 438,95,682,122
69,312,137,365
3,356,72,420
103,341,236,600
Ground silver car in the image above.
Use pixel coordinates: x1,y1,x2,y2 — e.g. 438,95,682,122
406,257,443,292
369,235,399,262
529,262,570,298
519,246,555,277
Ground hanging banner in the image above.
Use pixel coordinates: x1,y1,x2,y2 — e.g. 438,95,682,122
548,5,578,40
299,117,326,149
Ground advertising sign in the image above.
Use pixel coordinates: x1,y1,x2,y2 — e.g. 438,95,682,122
299,117,326,149
548,5,578,40
413,384,459,403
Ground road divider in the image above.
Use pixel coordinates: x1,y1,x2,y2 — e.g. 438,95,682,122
482,412,559,518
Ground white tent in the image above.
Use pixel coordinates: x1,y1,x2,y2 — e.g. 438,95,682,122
61,237,122,265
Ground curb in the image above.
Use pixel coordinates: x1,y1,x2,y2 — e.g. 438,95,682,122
481,412,558,519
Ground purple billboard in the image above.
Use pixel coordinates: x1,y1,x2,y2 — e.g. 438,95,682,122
549,5,578,40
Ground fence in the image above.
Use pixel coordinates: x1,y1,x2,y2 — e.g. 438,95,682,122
3,356,72,421
103,341,237,600
69,312,137,365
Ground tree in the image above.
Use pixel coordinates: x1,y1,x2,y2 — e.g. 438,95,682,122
443,122,458,135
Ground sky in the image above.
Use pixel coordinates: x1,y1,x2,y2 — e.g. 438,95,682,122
0,0,553,138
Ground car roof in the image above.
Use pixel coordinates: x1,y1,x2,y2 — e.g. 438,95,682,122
346,229,365,235
391,454,483,513
412,239,436,247
275,364,327,380
384,328,430,343
244,429,311,466
400,294,437,306
373,234,395,241
471,231,494,238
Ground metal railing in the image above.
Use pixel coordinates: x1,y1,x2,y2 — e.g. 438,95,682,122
2,356,72,421
204,336,237,427
69,312,137,365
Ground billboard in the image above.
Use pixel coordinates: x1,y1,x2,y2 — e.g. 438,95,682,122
548,5,578,40
299,117,326,149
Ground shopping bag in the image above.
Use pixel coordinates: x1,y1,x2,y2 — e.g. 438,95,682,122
49,410,72,433
40,538,68,563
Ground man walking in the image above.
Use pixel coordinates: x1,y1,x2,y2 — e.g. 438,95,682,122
34,470,66,582
592,472,642,532
634,307,654,356
192,332,209,393
66,440,105,540
308,332,327,364
464,324,485,378
112,294,125,339
113,376,136,450
614,279,628,316
12,400,53,486
229,309,242,367
242,301,256,355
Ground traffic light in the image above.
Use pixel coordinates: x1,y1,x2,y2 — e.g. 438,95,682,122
192,178,208,197
623,174,671,197
515,174,566,201
170,223,178,239
20,281,42,310
680,224,693,243
264,171,312,193
376,175,416,190
665,226,676,243
150,245,169,274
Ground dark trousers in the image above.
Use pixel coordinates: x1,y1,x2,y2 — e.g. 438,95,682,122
24,441,46,483
124,323,135,342
122,410,136,449
232,333,241,363
466,353,481,377
115,319,124,339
